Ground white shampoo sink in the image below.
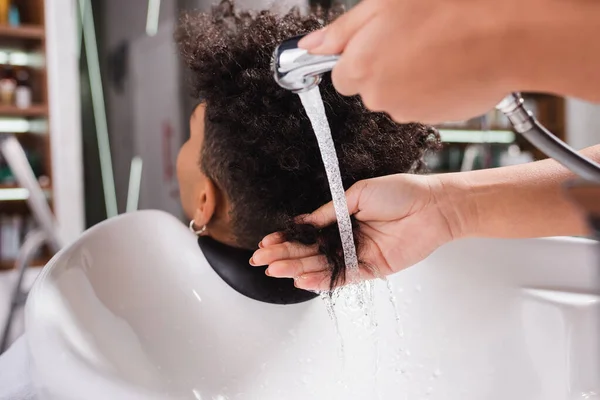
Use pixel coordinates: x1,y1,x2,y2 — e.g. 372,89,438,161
24,210,600,400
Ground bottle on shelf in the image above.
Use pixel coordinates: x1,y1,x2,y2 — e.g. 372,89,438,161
24,148,43,177
8,2,19,26
15,68,32,109
0,153,14,184
0,214,22,262
0,64,16,105
0,0,9,25
38,175,50,188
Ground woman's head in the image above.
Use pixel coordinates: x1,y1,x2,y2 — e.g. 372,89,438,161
176,0,440,287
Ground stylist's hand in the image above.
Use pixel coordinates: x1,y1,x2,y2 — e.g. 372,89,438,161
302,0,593,123
252,174,465,291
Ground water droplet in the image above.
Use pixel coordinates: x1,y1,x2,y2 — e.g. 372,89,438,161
433,369,442,378
426,387,434,395
415,285,422,292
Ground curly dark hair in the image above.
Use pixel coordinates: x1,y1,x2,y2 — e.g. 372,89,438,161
176,0,441,290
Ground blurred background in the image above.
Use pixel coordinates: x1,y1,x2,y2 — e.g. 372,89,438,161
0,0,597,342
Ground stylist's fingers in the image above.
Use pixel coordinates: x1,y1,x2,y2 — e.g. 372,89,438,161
294,268,375,291
266,255,329,279
300,180,367,227
294,271,330,291
251,242,319,266
259,232,285,247
299,0,379,55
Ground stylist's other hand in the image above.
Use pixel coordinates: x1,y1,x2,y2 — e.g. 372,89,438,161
302,0,586,123
252,174,467,291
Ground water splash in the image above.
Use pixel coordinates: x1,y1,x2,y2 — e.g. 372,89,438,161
386,280,404,340
320,291,345,366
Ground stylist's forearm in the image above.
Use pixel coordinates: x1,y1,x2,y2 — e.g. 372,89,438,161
440,145,600,239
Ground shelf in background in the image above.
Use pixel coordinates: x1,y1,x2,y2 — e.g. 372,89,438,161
0,24,44,40
437,124,512,132
0,117,48,134
0,105,47,117
439,129,516,144
0,198,52,214
0,256,50,270
0,184,52,201
0,182,51,189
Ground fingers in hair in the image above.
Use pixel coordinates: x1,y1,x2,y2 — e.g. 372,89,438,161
294,271,330,291
266,255,329,279
252,242,319,266
259,232,285,248
300,180,368,228
294,267,375,291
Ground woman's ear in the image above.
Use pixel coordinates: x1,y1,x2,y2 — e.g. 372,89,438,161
192,177,218,230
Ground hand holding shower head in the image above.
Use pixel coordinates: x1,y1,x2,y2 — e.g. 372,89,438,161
273,33,600,275
272,34,339,93
273,34,600,182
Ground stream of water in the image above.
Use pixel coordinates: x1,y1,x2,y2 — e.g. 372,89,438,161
298,87,360,281
297,86,436,398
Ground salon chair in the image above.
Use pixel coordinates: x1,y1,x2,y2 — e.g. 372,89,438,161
22,209,599,400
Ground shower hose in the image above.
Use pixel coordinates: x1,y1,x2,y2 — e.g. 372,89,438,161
498,93,600,268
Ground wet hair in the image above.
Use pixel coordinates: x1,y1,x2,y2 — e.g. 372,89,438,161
176,0,441,290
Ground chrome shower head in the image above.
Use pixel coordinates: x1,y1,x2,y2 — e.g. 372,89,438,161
272,33,340,93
